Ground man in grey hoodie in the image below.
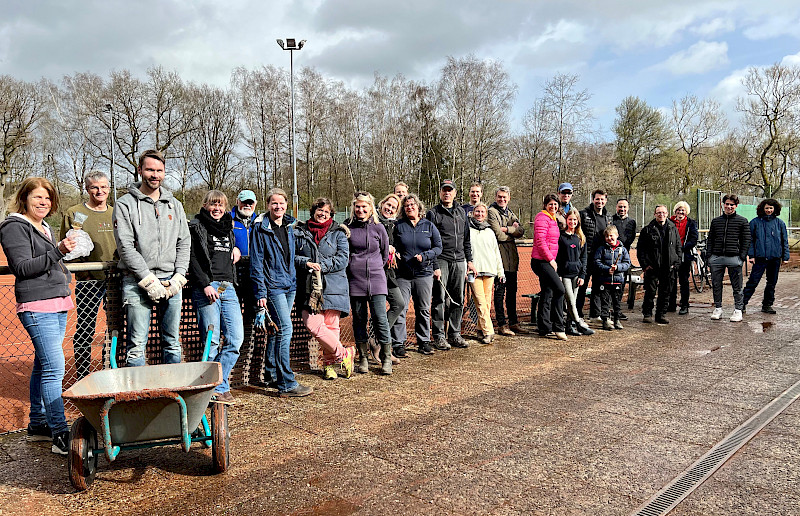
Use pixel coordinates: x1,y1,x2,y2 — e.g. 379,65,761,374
113,149,191,366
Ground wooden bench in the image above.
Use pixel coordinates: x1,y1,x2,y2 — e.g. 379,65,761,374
626,267,644,309
521,292,540,324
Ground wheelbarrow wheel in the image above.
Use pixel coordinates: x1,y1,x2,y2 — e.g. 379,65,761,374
211,402,229,473
68,416,98,491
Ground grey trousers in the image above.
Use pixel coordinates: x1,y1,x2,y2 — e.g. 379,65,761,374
432,259,467,339
709,255,744,310
386,285,405,344
394,276,434,344
562,276,581,323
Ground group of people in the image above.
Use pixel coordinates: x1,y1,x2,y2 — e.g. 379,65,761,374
0,148,790,456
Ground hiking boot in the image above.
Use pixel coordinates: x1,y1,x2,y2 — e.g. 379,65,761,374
762,306,777,314
711,307,723,320
498,325,515,336
729,309,743,322
602,318,614,331
655,316,669,325
433,336,450,351
323,364,337,380
356,342,370,373
393,343,408,358
279,384,314,398
614,319,624,330
26,422,51,442
418,341,434,355
449,334,469,348
678,306,689,315
215,391,235,404
339,346,355,378
642,315,653,323
52,431,69,456
509,324,529,335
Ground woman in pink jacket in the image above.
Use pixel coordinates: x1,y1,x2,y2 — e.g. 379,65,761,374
531,193,567,340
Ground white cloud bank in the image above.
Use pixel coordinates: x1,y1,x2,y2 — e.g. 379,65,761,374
659,40,729,75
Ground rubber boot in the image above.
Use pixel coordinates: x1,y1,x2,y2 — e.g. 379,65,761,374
369,340,381,364
380,342,393,375
356,341,370,374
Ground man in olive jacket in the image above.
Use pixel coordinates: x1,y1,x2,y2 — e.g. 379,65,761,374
488,186,527,336
637,205,681,324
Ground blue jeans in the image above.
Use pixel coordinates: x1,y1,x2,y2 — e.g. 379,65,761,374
193,282,244,393
122,275,183,367
19,311,69,434
266,290,298,393
351,294,391,345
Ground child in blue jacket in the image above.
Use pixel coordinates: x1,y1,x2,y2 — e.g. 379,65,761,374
593,225,631,331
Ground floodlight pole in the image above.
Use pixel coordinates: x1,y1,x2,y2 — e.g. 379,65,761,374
277,38,306,219
104,103,116,203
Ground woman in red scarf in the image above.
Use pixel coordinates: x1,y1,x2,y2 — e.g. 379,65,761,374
294,198,354,379
669,201,699,315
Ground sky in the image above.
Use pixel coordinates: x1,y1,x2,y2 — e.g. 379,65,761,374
1,0,800,137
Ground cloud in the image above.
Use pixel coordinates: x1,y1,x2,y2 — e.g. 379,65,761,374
691,17,735,37
709,67,748,122
658,41,729,75
781,51,800,67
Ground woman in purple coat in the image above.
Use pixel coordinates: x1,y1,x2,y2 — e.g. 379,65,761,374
345,192,392,375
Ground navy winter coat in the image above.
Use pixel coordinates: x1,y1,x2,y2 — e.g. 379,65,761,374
294,220,351,316
593,243,631,284
250,214,297,298
556,232,587,280
748,215,790,261
393,218,443,279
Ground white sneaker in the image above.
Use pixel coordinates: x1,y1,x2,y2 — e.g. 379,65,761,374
730,309,743,322
711,308,723,320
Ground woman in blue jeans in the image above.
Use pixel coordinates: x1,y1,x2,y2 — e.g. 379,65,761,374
189,190,244,404
345,192,392,375
251,188,313,397
0,177,77,455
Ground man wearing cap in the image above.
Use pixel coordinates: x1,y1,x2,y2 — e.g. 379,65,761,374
488,186,527,336
426,180,476,349
463,182,483,215
555,183,574,229
232,190,259,349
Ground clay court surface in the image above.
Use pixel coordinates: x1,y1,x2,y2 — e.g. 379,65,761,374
0,271,798,515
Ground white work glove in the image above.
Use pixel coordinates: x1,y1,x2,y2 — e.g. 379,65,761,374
138,273,168,302
162,273,187,299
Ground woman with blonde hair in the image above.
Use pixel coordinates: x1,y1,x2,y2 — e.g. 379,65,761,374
558,209,594,335
0,177,76,454
468,203,504,344
345,192,392,374
378,193,405,360
668,201,698,315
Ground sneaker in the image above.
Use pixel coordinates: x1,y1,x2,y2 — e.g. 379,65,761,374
26,422,51,442
730,309,743,322
215,391,235,404
393,344,408,358
323,364,337,380
481,334,494,345
418,341,434,355
566,324,582,336
497,325,515,336
589,317,603,325
577,324,595,336
655,316,669,325
762,306,777,314
339,346,355,378
618,313,628,320
554,332,568,341
279,384,314,398
602,318,614,331
614,319,624,330
678,306,689,315
449,334,469,348
433,336,450,351
642,315,653,323
52,431,69,456
711,307,723,320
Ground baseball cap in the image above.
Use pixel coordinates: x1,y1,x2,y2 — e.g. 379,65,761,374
558,182,573,193
238,190,257,202
440,179,456,190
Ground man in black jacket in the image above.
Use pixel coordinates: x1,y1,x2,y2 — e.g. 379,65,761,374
611,198,637,320
426,180,477,349
577,189,613,321
637,205,681,324
707,194,751,322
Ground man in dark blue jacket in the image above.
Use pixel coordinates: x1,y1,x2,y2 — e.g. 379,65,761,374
743,199,790,314
426,180,477,350
232,190,259,335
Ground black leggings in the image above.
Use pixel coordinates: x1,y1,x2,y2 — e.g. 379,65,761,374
531,259,565,333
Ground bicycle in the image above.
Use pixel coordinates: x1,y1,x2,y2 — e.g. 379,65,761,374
690,240,713,293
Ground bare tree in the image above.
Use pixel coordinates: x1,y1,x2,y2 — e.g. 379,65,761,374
147,66,196,159
190,85,240,190
613,96,671,197
516,98,556,223
671,94,727,192
541,72,593,184
737,63,800,196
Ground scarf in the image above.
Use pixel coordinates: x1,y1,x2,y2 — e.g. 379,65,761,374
307,218,334,244
469,216,489,231
670,216,687,244
197,209,232,238
540,210,556,221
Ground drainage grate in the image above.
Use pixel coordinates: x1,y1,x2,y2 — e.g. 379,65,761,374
633,378,800,516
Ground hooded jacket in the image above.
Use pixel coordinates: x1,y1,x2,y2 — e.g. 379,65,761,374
294,220,351,315
556,231,587,280
113,183,190,281
0,215,72,303
188,212,237,288
748,215,790,261
250,213,297,298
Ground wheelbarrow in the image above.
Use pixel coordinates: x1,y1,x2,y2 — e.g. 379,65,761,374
62,328,229,490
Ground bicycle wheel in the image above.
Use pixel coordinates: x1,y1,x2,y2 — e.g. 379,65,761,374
691,260,705,293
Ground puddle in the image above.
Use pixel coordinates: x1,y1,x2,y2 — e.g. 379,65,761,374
748,321,773,333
